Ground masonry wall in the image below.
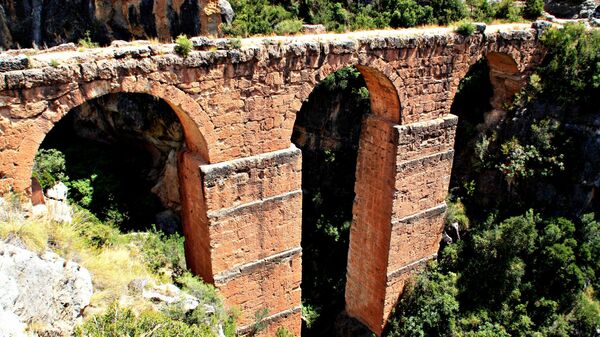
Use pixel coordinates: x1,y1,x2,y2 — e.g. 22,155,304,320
199,146,302,334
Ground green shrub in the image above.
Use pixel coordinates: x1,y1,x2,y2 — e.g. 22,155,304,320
466,0,494,22
539,23,600,107
174,34,193,57
226,38,242,49
81,220,120,249
78,31,99,48
301,303,320,328
455,20,476,36
431,0,468,25
274,19,303,35
390,0,434,28
523,0,544,19
75,304,217,337
32,148,67,189
223,0,294,37
446,198,470,231
50,59,59,68
68,175,96,208
140,228,187,279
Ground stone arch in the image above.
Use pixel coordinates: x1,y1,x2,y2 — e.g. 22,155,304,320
296,60,402,124
485,51,526,110
449,50,531,116
12,79,214,191
19,80,215,283
291,62,402,335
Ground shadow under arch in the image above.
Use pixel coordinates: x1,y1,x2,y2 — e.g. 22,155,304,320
290,63,402,335
449,50,526,116
25,82,215,283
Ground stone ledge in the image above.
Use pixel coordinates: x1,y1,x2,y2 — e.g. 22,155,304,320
213,247,302,285
206,190,301,219
386,253,437,280
237,306,302,335
396,149,454,169
391,202,447,227
200,145,301,187
395,114,458,138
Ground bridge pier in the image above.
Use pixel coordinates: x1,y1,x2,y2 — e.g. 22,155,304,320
346,115,458,335
181,146,303,335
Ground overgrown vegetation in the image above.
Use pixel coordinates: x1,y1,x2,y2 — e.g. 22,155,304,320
0,197,236,336
386,208,600,337
222,0,528,36
384,23,600,337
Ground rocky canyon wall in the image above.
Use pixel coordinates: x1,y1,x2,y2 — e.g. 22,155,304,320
0,0,221,49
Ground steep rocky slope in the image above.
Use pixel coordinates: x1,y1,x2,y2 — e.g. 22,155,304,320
0,0,222,49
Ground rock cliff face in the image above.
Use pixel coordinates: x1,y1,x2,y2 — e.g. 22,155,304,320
544,0,599,18
0,0,221,49
0,241,93,336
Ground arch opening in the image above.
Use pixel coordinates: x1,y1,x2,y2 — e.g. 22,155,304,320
292,66,371,336
448,52,527,219
449,57,494,207
32,93,189,233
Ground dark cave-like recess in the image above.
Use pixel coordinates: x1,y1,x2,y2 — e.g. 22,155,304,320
38,93,185,233
291,67,370,337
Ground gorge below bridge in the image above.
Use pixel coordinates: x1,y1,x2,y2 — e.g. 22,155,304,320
0,24,546,336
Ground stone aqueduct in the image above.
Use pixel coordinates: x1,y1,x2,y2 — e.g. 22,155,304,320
0,25,546,335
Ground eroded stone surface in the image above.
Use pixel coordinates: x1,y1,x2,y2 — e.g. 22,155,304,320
0,241,93,336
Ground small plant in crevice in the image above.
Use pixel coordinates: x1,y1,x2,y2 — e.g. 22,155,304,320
226,38,242,50
174,34,193,57
455,20,476,36
78,31,99,49
248,308,269,336
276,326,297,337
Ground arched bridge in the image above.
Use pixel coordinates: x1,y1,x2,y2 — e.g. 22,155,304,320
0,24,546,336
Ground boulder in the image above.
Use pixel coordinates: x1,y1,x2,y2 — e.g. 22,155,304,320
474,22,487,33
301,24,326,34
219,0,235,25
0,241,93,336
0,55,29,72
0,309,27,337
544,0,599,18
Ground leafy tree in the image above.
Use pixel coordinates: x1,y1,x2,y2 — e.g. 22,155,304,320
32,148,67,189
539,23,600,108
386,265,459,337
430,0,468,25
523,0,544,19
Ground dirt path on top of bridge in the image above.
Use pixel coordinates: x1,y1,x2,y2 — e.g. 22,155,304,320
18,23,533,66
